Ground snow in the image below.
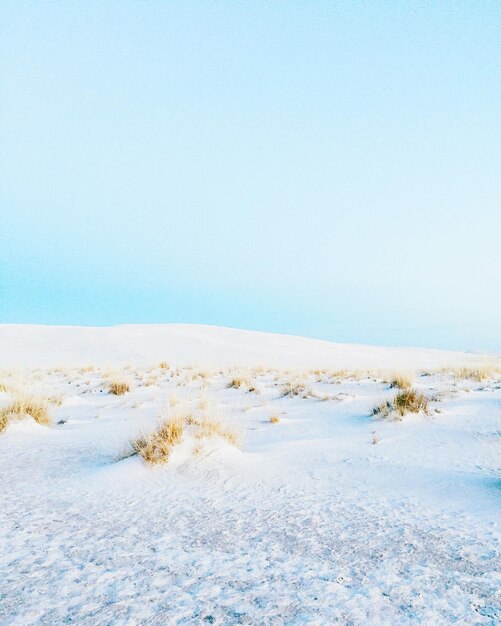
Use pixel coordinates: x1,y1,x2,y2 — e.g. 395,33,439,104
0,323,490,369
0,324,500,625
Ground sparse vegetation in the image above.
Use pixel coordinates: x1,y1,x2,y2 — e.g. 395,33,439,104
372,389,429,419
131,418,185,464
227,375,254,391
194,417,239,446
393,389,429,416
372,399,393,418
281,380,308,398
450,366,494,382
126,408,239,465
47,395,63,406
389,375,413,390
269,415,280,424
0,396,52,432
109,381,130,395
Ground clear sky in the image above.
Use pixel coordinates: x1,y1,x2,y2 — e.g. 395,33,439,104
1,1,500,351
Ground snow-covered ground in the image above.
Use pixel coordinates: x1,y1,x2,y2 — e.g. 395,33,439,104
0,325,500,625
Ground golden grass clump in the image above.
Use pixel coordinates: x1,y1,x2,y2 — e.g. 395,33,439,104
227,377,244,389
194,417,239,446
0,411,8,433
281,379,309,398
372,389,429,419
159,361,170,370
227,374,256,392
131,418,184,464
0,397,52,432
128,409,239,465
451,366,494,382
269,415,280,424
393,389,429,416
109,381,130,395
389,375,413,390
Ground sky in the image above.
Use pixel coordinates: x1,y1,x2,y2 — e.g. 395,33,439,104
1,1,500,351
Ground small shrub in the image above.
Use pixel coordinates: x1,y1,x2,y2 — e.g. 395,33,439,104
109,381,130,395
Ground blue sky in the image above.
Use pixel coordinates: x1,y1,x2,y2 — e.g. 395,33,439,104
1,1,500,350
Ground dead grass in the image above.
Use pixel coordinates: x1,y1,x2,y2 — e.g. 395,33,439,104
194,417,239,446
372,389,429,419
0,411,8,433
127,409,239,465
389,374,413,390
450,366,495,382
109,381,130,395
281,380,308,398
227,375,256,392
227,377,244,389
131,418,184,464
269,415,280,424
159,361,170,370
47,395,63,406
371,399,393,418
0,396,52,432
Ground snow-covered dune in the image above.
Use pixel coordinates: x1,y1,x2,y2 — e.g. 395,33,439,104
0,323,489,369
1,325,500,624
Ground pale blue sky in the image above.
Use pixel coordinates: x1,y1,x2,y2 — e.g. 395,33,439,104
1,1,500,350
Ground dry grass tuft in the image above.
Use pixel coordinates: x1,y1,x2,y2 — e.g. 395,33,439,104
372,389,429,419
47,395,63,406
389,375,413,390
227,376,249,390
269,415,280,424
450,366,494,382
131,418,184,464
393,389,429,416
194,417,239,446
226,372,258,392
109,381,130,395
0,396,52,432
281,380,308,398
127,408,239,465
372,399,393,418
159,361,170,370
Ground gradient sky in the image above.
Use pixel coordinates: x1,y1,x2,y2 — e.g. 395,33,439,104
1,1,500,351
